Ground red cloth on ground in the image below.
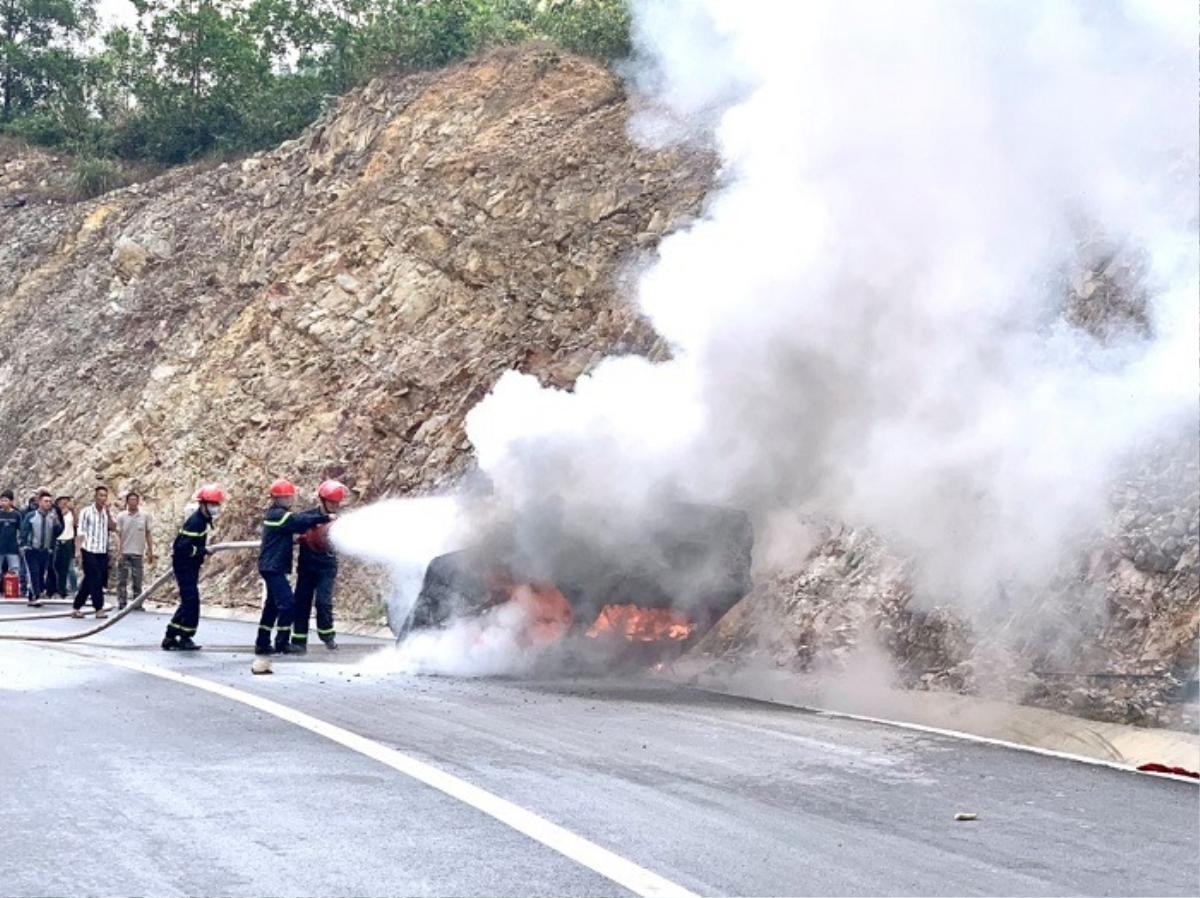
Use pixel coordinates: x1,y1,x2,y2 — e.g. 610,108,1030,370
1136,763,1200,779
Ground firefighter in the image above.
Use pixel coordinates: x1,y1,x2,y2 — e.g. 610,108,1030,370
255,478,332,656
162,483,225,651
290,480,348,654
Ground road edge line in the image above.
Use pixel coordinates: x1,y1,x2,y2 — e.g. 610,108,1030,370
808,706,1198,783
689,680,1197,784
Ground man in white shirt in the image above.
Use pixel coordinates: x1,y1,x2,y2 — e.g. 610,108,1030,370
53,496,76,599
72,486,117,619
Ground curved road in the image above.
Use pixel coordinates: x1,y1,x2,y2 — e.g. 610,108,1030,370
1,609,1196,897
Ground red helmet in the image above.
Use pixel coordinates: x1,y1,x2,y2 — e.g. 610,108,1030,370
318,480,348,503
269,478,296,498
196,483,226,504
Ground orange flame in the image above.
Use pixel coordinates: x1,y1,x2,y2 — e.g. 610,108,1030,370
586,604,694,642
508,582,573,645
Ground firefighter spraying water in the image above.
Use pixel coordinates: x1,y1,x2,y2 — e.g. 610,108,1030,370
289,479,349,653
254,479,334,657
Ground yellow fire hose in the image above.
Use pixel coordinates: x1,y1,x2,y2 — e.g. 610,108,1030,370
0,541,260,643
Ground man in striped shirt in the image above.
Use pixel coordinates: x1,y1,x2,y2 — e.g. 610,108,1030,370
71,486,117,619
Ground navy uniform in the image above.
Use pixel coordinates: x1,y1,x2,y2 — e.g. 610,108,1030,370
292,521,338,652
255,505,329,655
162,499,217,651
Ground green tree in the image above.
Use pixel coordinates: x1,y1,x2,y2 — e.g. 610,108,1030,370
534,0,630,61
123,0,270,161
5,0,634,164
244,0,330,64
0,0,95,121
87,25,145,125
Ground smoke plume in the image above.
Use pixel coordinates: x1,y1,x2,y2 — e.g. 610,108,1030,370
336,1,1197,675
465,0,1198,618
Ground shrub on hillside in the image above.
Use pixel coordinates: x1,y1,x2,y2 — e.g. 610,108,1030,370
535,0,631,61
357,0,629,78
2,110,78,148
72,157,127,200
399,0,498,68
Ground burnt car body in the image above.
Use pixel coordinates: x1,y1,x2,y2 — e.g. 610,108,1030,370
399,502,754,643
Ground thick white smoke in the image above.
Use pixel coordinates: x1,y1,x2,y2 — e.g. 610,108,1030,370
358,595,562,677
330,496,463,630
466,0,1198,618
333,495,587,674
335,1,1197,678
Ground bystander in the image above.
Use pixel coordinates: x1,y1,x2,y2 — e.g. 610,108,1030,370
0,491,23,596
116,492,154,610
72,486,116,618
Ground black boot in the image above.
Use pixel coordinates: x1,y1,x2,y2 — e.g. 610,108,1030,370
177,636,202,651
161,635,179,651
288,641,308,655
276,642,305,656
321,635,338,652
254,644,274,656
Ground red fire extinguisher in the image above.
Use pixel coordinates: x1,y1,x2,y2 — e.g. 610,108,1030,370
3,570,19,600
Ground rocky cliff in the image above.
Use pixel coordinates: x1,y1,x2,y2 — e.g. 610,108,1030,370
0,47,710,612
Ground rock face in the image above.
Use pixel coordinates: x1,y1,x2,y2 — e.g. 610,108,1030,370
694,436,1199,729
0,48,712,608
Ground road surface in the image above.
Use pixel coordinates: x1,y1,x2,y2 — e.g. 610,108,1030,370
1,606,1196,897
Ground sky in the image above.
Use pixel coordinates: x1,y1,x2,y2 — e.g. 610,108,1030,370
99,0,137,29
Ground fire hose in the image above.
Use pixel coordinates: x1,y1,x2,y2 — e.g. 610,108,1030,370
0,541,260,643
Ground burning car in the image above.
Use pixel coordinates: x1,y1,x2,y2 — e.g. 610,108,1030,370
399,502,753,660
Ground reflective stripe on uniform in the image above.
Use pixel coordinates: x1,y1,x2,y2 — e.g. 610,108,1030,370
317,627,335,635
263,513,292,528
258,625,272,633
178,528,209,538
292,633,308,642
167,622,197,633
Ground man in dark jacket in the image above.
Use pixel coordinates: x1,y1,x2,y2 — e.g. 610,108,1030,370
19,493,36,597
20,492,58,605
290,480,348,653
162,484,225,651
255,479,331,657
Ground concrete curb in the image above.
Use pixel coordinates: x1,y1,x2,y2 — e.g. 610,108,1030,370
674,665,1200,779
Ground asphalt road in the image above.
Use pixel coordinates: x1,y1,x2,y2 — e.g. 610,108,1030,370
1,606,1197,897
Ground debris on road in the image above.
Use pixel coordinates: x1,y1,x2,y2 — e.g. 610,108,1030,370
954,813,979,822
1136,763,1199,780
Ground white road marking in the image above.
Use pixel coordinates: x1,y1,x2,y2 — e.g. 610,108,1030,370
681,681,1195,787
54,648,699,898
805,705,1200,784
654,693,1197,784
693,679,1197,784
